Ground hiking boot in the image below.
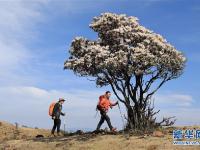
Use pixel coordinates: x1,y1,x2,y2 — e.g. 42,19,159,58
94,129,101,134
111,127,117,132
57,133,63,137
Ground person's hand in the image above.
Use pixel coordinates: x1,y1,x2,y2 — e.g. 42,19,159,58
96,105,98,111
102,108,106,112
52,116,55,120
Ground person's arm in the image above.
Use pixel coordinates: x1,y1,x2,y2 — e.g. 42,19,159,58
61,112,65,116
60,105,65,116
110,101,118,107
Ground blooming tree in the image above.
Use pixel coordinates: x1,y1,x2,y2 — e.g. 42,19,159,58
64,13,186,130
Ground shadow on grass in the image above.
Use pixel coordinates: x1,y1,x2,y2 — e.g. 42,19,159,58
31,130,117,143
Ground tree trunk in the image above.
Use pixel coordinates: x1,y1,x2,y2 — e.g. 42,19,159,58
124,97,176,132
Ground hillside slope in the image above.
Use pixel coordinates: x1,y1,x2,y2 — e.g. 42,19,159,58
0,121,199,150
0,121,49,142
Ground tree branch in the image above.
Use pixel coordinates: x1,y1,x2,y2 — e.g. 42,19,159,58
145,76,169,102
102,71,126,104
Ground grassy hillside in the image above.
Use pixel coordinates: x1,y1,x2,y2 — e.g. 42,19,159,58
0,121,199,150
0,121,50,141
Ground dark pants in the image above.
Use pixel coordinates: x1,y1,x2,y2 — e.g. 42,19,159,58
51,119,61,134
96,110,113,130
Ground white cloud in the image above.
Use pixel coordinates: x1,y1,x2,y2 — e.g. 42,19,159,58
157,108,200,126
155,93,193,107
1,86,198,129
0,41,29,68
0,1,43,39
0,86,122,130
153,93,200,125
0,0,49,86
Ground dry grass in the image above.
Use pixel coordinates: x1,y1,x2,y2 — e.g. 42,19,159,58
0,121,200,150
0,121,49,141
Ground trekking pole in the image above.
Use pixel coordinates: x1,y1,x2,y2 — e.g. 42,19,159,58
94,110,98,118
63,115,67,135
117,103,129,139
64,124,66,135
117,103,126,131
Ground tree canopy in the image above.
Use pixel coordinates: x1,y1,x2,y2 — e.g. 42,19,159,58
65,12,185,99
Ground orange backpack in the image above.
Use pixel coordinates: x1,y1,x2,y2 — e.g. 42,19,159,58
96,95,104,111
49,102,56,116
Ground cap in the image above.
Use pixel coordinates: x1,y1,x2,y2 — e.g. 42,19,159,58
59,98,66,102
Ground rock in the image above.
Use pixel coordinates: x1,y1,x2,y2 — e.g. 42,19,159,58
147,145,158,150
35,134,44,138
104,127,109,132
152,131,164,137
183,126,187,130
76,130,84,135
21,135,28,139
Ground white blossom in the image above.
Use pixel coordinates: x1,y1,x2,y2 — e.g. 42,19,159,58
64,13,186,82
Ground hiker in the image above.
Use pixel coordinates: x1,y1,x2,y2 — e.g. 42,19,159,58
96,91,118,132
51,98,66,136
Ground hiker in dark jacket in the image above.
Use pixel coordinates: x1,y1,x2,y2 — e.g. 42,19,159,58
51,98,66,136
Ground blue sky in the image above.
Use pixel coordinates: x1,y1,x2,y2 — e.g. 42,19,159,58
0,0,200,130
